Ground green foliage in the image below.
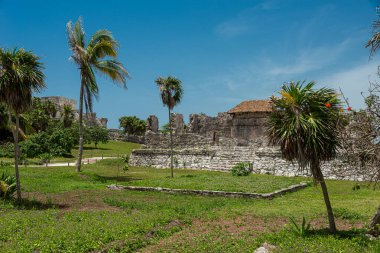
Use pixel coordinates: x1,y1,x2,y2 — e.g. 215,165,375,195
333,208,364,221
22,98,57,133
288,216,311,237
0,172,16,199
155,76,183,110
20,127,75,158
119,116,146,136
267,81,342,170
121,154,130,171
231,162,252,176
0,142,14,158
39,153,53,164
62,104,74,128
85,125,109,148
160,122,171,134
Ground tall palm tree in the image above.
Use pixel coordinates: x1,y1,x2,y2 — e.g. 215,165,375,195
155,76,183,178
266,81,341,233
67,18,129,172
0,48,45,202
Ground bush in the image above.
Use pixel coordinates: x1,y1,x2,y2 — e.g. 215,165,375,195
85,125,109,148
231,162,252,176
20,133,48,158
20,127,75,158
0,172,16,199
119,116,146,136
0,142,14,158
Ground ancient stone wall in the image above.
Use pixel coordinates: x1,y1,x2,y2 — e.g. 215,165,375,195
230,112,269,141
130,111,369,181
130,134,370,181
188,112,233,139
40,96,108,128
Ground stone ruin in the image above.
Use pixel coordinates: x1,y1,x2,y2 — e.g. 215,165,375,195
130,100,369,181
40,96,108,128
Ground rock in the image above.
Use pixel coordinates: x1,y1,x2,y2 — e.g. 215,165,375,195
254,242,276,253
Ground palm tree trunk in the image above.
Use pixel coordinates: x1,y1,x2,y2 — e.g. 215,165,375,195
76,76,85,172
369,205,380,236
169,107,173,178
8,112,22,203
312,160,337,233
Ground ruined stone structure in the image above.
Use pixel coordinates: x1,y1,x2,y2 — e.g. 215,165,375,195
130,99,370,181
40,96,108,128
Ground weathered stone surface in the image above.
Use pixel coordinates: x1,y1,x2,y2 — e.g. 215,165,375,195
254,243,276,253
107,182,308,199
171,113,185,134
130,133,372,181
40,96,108,128
146,115,159,133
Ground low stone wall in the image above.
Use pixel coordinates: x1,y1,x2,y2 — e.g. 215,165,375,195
107,182,309,199
130,144,370,181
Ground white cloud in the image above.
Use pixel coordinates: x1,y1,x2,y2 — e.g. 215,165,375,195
320,61,378,109
215,22,250,37
215,0,276,38
267,39,351,76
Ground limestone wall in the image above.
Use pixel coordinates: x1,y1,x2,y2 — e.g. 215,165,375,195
130,137,370,181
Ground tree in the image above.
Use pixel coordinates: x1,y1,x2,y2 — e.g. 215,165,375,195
155,76,183,178
119,116,146,136
86,125,109,148
62,104,74,128
267,81,341,233
23,98,57,133
0,48,45,202
67,17,129,172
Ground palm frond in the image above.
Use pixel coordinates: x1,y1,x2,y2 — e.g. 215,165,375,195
0,48,45,114
266,81,342,175
94,60,129,87
155,76,183,109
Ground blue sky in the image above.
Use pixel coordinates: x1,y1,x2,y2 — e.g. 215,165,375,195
1,0,379,128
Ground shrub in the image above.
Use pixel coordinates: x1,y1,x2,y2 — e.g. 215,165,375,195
333,207,364,220
231,162,252,176
85,125,109,148
119,116,146,136
287,216,311,237
20,127,75,158
48,128,75,156
20,133,48,158
0,172,16,199
39,153,53,164
0,142,14,158
122,154,130,172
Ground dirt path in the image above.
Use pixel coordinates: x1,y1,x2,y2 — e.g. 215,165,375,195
36,156,118,167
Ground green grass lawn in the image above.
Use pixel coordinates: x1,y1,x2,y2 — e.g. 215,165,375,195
0,148,380,252
117,166,305,193
0,141,140,164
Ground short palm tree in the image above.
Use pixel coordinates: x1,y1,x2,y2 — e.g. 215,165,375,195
267,81,341,233
67,18,129,172
62,104,74,128
0,48,45,202
155,76,183,178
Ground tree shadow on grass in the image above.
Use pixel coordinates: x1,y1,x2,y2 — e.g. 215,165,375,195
91,174,143,183
82,146,111,151
9,198,68,210
303,228,370,240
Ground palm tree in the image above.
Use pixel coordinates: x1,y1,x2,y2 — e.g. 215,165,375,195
66,17,129,172
266,81,341,233
155,76,183,178
0,48,45,202
62,104,74,128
